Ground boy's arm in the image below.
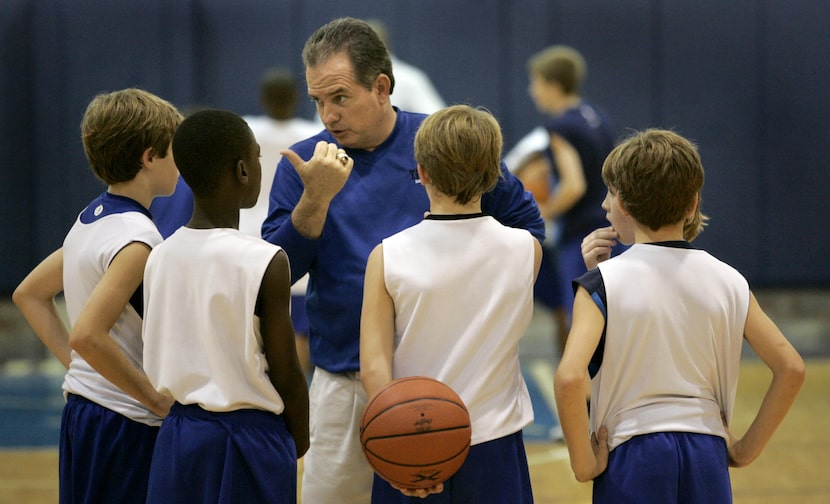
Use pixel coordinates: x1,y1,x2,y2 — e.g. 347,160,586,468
12,248,72,368
69,242,173,418
359,245,443,498
554,286,609,482
538,133,586,221
727,292,806,467
259,249,310,458
359,245,395,400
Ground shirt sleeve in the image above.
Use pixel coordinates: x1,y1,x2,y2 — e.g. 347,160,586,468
261,154,318,284
573,268,607,378
481,162,546,242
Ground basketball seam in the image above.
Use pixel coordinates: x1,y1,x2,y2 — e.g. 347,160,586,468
365,443,470,467
362,397,468,428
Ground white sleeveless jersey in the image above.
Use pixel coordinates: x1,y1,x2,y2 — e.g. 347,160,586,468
383,215,535,445
142,227,287,414
594,243,750,450
62,193,163,426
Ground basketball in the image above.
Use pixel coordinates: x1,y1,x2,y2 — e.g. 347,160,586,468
360,376,472,489
522,175,550,204
515,155,551,205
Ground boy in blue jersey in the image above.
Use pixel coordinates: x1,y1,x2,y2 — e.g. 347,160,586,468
525,45,618,342
263,17,545,504
360,105,541,503
556,129,805,502
12,88,182,503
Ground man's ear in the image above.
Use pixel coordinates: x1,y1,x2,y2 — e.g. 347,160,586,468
375,73,392,100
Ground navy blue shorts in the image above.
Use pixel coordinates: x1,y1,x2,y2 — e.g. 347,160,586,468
370,430,533,503
59,393,158,504
146,403,297,504
594,432,732,503
535,244,564,310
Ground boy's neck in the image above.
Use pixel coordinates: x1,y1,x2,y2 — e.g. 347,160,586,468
187,198,240,230
108,181,153,210
428,196,482,216
633,221,685,243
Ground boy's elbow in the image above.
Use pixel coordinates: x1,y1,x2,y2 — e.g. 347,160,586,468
554,366,586,394
787,357,807,389
68,328,95,354
11,285,37,311
295,437,310,459
11,286,24,308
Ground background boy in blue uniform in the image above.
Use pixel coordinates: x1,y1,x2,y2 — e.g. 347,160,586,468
12,88,182,503
142,109,310,503
262,17,544,503
525,45,618,336
360,105,541,503
556,129,805,502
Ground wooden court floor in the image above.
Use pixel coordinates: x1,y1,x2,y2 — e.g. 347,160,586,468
1,359,827,504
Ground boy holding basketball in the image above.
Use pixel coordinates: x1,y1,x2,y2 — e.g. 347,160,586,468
360,104,542,502
555,129,805,501
12,88,182,503
141,109,310,503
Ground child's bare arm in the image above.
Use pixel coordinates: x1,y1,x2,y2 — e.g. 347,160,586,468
554,286,609,482
69,242,173,417
727,292,806,467
13,248,72,368
538,134,586,221
359,245,395,401
260,250,310,458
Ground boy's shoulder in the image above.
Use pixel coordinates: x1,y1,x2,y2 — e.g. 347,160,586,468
78,192,153,225
69,192,160,245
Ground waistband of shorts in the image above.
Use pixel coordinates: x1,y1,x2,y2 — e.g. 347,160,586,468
169,402,284,426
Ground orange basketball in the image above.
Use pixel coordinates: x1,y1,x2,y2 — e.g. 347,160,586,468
360,376,472,489
523,175,550,204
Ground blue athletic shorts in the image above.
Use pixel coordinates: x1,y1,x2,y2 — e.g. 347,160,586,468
370,430,533,503
535,244,564,310
60,393,158,504
593,431,732,503
146,403,297,504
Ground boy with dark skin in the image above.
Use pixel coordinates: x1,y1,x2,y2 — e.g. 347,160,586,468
142,109,310,503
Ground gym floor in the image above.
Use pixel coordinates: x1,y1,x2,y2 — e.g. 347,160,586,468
1,289,829,503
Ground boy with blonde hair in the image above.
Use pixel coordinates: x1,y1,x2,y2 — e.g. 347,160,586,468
556,129,805,502
361,105,541,502
13,88,182,503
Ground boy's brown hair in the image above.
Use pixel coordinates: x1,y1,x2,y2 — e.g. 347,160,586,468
602,128,709,241
527,45,586,95
414,104,503,205
81,88,182,185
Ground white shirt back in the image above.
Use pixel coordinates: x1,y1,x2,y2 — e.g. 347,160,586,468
383,216,535,444
143,227,286,414
594,244,749,450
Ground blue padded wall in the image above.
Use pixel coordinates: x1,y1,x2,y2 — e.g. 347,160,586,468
2,0,828,293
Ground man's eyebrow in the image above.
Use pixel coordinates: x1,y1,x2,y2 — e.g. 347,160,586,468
309,86,350,99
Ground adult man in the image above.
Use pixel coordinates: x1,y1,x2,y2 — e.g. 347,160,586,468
262,17,544,503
